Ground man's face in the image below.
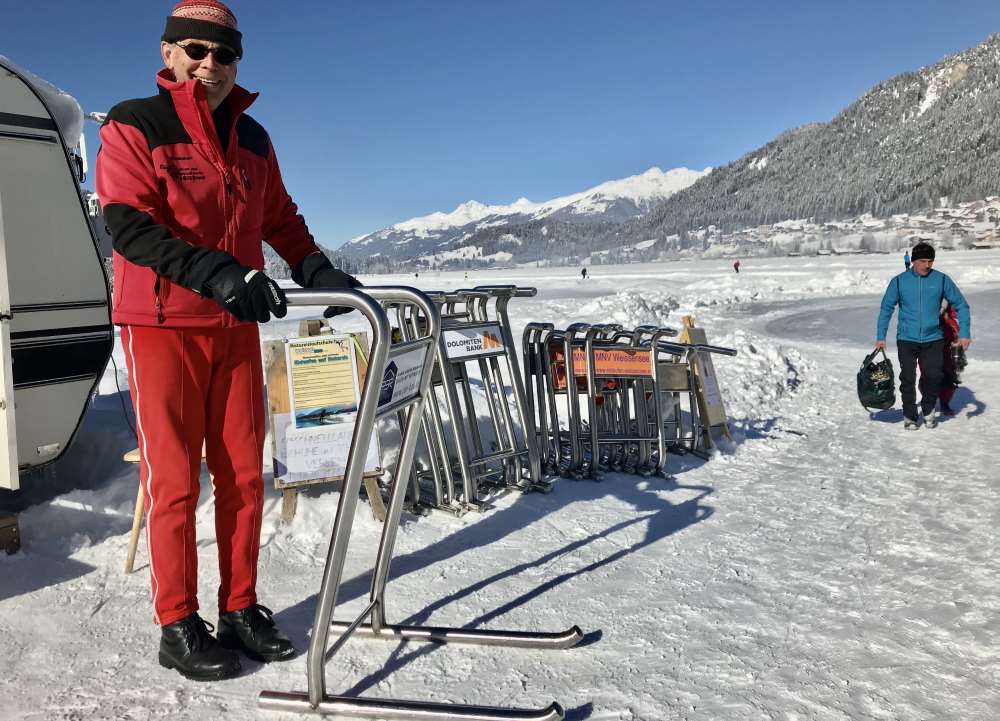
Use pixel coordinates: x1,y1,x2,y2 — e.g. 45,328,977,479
912,258,933,276
161,39,238,110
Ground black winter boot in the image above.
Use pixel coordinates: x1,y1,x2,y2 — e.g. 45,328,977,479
159,613,242,681
217,604,296,662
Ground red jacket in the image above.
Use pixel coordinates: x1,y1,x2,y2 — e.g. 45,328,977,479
942,305,959,343
96,70,320,327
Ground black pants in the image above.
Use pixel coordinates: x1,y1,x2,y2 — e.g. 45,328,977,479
897,339,946,419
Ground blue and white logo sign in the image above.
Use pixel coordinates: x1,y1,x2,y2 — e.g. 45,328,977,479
378,361,397,408
376,346,427,410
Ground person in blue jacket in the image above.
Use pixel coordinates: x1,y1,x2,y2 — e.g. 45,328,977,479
876,242,971,429
903,251,911,270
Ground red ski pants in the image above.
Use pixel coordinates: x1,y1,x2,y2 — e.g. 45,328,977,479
122,324,265,626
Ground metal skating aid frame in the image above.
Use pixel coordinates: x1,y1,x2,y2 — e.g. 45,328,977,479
259,287,579,721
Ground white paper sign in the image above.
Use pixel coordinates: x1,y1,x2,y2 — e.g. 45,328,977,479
272,411,380,487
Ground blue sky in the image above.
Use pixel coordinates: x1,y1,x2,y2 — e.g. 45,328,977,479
3,1,1000,248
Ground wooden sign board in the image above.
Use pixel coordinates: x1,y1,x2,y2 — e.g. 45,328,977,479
264,327,381,491
679,315,731,447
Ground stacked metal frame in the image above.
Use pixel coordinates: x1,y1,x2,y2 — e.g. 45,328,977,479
406,285,547,514
522,322,737,480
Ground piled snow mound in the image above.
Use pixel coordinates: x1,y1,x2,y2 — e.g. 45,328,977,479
683,270,880,307
817,268,882,295
952,264,1000,284
575,289,680,327
712,329,813,424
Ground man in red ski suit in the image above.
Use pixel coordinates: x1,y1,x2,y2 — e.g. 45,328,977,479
96,0,360,681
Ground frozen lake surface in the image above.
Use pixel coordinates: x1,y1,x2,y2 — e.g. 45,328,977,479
1,250,997,720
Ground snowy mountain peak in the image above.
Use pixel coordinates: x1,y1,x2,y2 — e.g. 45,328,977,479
582,166,712,204
455,199,489,214
346,165,711,253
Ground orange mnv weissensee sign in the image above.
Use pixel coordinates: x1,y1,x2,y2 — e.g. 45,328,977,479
548,342,652,390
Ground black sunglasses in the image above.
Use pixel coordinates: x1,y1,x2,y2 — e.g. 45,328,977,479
176,42,240,66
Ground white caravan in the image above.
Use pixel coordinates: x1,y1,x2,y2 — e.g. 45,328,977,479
0,57,113,494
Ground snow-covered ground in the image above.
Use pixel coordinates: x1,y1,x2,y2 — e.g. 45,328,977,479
2,250,998,721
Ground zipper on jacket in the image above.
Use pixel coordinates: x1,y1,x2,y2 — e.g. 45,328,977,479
918,273,923,341
219,164,234,248
153,276,165,324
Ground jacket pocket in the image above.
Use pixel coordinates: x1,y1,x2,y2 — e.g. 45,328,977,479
158,277,220,319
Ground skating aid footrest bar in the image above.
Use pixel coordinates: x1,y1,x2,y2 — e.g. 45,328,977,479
258,692,564,721
327,622,584,649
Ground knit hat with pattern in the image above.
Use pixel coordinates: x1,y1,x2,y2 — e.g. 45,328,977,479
162,1,242,58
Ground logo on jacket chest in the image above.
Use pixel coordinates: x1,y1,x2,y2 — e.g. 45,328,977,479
160,156,207,183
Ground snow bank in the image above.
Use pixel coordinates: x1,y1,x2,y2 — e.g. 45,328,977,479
712,329,813,427
575,289,680,328
682,269,881,307
951,264,1000,284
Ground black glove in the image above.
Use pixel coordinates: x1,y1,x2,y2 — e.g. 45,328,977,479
313,267,363,318
205,264,287,323
313,267,362,290
290,253,362,318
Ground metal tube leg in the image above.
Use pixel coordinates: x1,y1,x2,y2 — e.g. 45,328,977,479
542,349,563,472
584,336,600,478
436,347,479,508
498,302,542,484
300,295,391,708
477,357,509,477
426,383,458,507
486,355,523,486
368,402,427,631
459,371,486,460
562,334,584,475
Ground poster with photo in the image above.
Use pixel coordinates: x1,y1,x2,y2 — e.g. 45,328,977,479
272,334,380,488
285,335,358,428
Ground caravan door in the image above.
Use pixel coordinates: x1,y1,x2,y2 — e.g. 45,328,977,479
0,59,113,490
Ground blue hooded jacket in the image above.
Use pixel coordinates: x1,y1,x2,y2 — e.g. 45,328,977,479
877,268,970,343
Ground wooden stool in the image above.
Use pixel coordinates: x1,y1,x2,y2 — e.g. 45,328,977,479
123,445,209,574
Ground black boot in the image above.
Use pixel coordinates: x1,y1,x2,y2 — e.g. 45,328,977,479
217,604,296,663
159,613,242,681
